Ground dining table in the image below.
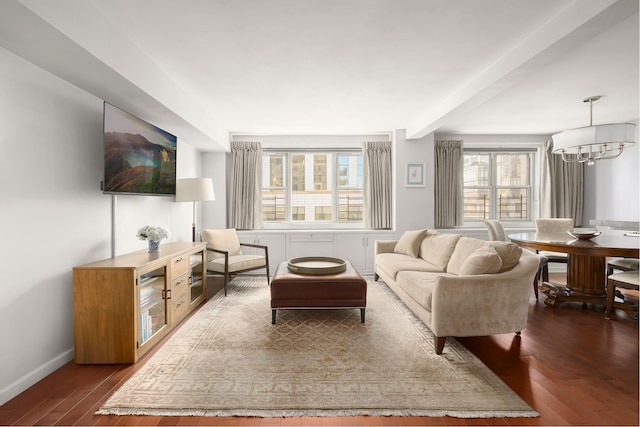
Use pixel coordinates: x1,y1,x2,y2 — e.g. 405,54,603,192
507,230,639,308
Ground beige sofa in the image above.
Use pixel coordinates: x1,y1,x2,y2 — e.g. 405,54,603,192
374,229,539,354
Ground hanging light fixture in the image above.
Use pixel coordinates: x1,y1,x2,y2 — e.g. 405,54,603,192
552,96,636,166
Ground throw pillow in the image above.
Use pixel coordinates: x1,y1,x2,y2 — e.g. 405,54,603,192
394,229,427,257
489,241,523,272
446,236,489,275
458,247,503,275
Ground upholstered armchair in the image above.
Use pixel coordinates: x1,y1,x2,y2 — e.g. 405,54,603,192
201,228,270,296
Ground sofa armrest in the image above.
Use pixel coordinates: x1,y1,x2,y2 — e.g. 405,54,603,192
429,251,539,337
374,240,397,255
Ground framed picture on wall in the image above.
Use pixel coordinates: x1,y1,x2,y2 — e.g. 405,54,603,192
405,162,425,187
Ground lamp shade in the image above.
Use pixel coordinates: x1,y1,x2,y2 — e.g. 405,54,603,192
175,178,215,202
552,123,636,154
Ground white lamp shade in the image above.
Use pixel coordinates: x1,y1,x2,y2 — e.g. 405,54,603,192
552,123,636,154
175,178,215,202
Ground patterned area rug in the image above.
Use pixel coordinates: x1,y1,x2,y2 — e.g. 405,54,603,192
97,277,537,418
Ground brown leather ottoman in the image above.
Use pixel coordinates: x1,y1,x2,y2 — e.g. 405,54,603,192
270,261,367,324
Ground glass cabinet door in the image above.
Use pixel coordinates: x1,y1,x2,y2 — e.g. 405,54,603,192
138,266,167,345
189,251,205,303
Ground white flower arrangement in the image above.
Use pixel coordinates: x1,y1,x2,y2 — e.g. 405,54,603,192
136,225,170,242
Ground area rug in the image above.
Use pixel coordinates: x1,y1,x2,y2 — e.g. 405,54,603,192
97,277,538,418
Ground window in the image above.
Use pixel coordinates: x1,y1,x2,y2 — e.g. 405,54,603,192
337,154,363,221
463,151,533,222
262,154,286,221
262,151,364,225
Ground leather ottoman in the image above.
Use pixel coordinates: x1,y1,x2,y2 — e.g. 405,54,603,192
270,260,367,324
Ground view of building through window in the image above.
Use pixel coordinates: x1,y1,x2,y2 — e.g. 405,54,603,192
262,152,363,224
463,151,532,221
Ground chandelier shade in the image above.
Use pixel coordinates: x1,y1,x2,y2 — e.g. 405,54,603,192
552,123,636,163
551,96,637,165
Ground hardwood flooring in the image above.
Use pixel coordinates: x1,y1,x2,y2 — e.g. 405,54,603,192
1,275,638,426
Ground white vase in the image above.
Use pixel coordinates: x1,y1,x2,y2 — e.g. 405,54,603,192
148,240,161,253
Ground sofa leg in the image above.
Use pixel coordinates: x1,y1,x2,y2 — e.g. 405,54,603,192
435,336,446,354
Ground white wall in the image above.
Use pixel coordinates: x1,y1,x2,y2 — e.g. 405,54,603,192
583,119,640,224
0,47,202,405
202,151,228,230
394,129,435,235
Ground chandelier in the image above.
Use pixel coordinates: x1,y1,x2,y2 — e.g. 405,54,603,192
551,96,636,166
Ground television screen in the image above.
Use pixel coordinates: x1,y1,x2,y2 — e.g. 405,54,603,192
103,102,177,195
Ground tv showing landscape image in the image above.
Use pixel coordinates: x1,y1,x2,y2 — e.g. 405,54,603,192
103,102,177,195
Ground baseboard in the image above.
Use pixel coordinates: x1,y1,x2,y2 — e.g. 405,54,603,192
0,348,74,406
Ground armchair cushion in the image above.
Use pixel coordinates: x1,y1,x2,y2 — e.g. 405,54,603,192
202,228,242,260
207,254,267,274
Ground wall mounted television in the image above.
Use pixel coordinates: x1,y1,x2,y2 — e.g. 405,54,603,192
103,102,177,196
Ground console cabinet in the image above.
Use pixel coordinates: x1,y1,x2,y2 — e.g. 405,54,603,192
237,231,394,275
73,242,206,364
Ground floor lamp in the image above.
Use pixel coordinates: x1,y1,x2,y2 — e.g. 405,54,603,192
175,178,215,242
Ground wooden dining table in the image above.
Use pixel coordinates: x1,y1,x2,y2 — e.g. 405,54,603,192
508,230,639,308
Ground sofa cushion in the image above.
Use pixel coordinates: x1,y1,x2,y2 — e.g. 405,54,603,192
396,271,455,311
376,253,442,281
457,246,503,275
394,229,427,257
419,230,462,270
488,241,522,273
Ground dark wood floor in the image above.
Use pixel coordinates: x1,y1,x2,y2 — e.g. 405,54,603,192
1,275,638,426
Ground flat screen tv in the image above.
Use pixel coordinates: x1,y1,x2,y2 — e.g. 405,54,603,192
103,102,177,196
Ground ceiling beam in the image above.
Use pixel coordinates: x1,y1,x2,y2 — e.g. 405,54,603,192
0,0,228,151
405,0,626,140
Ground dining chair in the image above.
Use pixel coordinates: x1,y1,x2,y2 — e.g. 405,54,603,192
534,218,574,267
201,228,270,296
484,219,547,299
607,258,639,276
605,270,639,320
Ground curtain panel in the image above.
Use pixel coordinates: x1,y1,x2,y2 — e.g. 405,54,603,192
434,140,464,228
540,140,584,225
229,141,263,229
363,141,392,229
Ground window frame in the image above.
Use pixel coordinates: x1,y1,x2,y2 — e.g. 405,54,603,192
463,148,535,226
262,149,365,230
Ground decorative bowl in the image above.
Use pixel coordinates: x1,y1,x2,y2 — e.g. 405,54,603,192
567,228,601,240
287,256,347,275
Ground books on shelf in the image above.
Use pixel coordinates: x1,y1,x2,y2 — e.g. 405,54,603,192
139,285,156,307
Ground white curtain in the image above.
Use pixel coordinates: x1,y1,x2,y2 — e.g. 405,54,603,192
229,141,263,230
540,140,584,225
363,141,392,229
434,140,464,228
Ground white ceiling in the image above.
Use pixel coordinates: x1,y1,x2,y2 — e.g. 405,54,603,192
1,0,638,151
